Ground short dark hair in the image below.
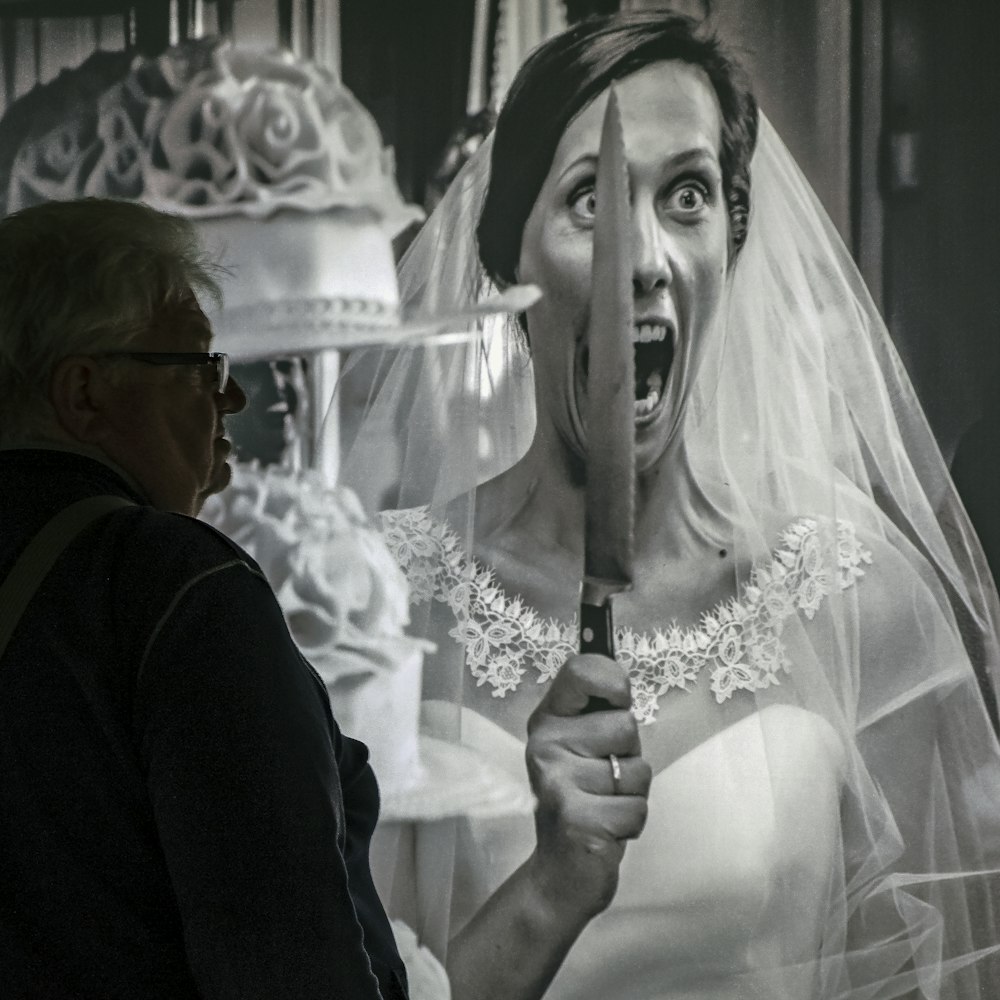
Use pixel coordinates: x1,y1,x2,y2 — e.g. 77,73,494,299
0,197,224,444
477,10,759,288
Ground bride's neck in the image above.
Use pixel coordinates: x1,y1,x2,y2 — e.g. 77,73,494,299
477,420,728,562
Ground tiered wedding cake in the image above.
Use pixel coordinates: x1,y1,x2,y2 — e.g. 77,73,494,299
5,37,422,352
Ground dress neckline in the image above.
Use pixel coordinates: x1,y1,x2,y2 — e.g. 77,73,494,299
380,509,872,724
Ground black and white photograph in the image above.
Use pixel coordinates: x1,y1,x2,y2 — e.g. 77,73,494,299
1,2,999,998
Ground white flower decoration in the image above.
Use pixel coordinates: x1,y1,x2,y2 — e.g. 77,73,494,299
201,463,412,676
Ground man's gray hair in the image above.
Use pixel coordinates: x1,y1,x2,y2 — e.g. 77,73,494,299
0,197,224,445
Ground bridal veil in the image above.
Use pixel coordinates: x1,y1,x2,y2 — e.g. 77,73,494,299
331,108,1000,998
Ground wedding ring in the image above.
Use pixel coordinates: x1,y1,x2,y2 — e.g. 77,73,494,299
609,753,622,795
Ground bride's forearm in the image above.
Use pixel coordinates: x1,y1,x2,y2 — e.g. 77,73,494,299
445,851,596,1000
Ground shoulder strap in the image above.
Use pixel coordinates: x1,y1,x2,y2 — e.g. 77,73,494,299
0,494,136,661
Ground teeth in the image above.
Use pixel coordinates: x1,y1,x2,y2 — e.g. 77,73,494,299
633,389,660,417
646,372,663,395
634,324,668,343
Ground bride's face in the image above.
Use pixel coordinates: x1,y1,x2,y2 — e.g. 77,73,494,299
518,60,730,472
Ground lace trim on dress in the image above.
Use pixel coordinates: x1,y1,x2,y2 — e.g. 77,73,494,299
379,510,873,724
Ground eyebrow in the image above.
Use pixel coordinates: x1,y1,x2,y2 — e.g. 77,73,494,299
556,145,721,186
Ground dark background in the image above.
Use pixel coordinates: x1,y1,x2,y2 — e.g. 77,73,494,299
1,0,998,461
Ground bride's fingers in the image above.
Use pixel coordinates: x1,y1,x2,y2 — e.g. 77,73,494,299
529,703,641,759
571,754,652,798
537,653,631,719
529,747,651,821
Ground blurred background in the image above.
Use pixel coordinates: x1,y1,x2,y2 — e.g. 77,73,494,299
0,0,997,464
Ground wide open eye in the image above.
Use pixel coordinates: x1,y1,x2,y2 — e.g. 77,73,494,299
664,181,709,216
568,182,597,222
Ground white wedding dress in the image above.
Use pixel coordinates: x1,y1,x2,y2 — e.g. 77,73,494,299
376,506,952,999
443,702,841,1000
344,115,1000,998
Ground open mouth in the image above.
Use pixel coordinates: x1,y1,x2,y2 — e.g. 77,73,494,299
633,323,673,418
580,322,675,420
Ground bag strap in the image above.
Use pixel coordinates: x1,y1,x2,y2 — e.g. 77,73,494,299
0,494,136,661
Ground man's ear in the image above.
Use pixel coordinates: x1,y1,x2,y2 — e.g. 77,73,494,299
49,356,112,444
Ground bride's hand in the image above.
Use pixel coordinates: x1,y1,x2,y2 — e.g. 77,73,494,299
525,653,651,920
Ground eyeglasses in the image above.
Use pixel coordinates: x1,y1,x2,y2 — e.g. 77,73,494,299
94,351,230,393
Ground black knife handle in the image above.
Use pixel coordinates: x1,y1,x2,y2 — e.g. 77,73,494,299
580,600,614,657
580,600,616,714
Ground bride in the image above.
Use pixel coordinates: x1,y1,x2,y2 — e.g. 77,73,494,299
340,10,1000,999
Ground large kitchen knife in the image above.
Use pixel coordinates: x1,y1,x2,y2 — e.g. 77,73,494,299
579,85,636,677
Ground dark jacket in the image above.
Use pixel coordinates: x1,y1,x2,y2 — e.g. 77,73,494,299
0,447,407,1000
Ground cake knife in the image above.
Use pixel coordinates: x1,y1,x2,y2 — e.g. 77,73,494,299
579,86,636,684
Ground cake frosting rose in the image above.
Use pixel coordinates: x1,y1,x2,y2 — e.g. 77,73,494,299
4,38,423,353
200,463,431,800
6,37,418,224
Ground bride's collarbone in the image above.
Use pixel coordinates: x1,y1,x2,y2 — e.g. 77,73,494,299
461,536,759,773
472,533,579,619
619,547,741,629
457,509,846,777
475,531,743,630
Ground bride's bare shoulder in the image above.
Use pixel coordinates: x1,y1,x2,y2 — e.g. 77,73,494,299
844,524,971,687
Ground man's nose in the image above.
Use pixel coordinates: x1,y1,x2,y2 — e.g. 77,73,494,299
632,202,671,296
220,375,248,414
